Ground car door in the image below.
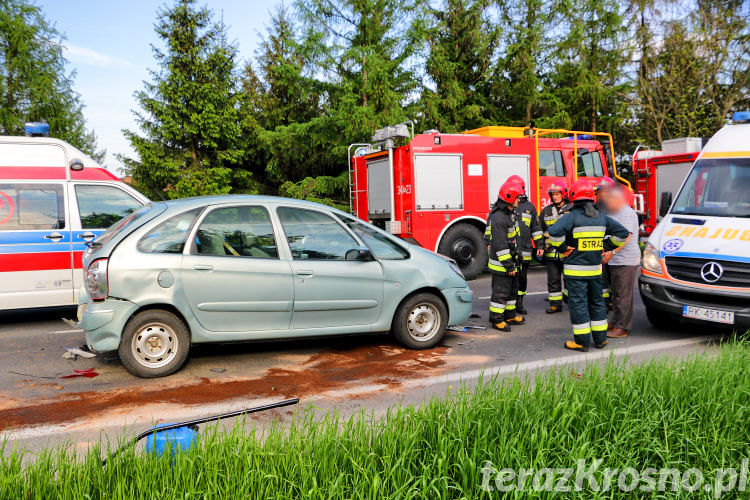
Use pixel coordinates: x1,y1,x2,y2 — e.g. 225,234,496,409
276,206,384,330
181,204,294,333
0,182,73,309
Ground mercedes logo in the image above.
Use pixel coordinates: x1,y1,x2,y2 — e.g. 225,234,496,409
700,261,724,283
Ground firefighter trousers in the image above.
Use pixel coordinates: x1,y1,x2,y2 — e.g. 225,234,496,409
546,259,565,303
566,277,607,347
517,261,529,301
489,272,519,324
602,264,611,301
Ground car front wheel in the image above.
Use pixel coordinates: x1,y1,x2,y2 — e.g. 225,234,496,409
119,309,190,378
392,293,448,349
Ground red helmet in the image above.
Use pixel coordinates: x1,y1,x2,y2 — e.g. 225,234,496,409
498,180,525,204
506,175,526,192
547,180,568,198
596,177,617,192
569,179,596,202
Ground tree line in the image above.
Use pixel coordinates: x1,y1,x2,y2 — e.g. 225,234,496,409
1,0,747,207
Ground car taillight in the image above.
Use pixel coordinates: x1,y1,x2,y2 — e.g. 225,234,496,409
86,258,108,300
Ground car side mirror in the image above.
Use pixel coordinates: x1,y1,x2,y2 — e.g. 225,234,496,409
659,192,673,217
346,247,374,261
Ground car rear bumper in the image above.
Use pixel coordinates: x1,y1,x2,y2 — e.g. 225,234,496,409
443,286,474,326
81,298,138,352
638,274,750,328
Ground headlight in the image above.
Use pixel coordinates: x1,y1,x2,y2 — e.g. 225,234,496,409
641,243,662,274
86,258,109,300
448,261,464,279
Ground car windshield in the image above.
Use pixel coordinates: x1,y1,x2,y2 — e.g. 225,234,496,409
671,158,750,217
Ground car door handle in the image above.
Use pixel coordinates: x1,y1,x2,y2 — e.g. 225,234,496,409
77,232,96,241
194,264,213,271
44,232,64,241
295,269,315,277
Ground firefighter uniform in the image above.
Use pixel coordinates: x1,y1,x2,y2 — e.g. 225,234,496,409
539,199,572,312
548,183,630,351
515,196,543,314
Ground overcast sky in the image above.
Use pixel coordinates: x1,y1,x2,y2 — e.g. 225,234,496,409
38,0,277,173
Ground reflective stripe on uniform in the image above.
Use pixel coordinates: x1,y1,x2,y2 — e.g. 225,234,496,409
548,291,563,300
496,249,512,261
532,231,543,240
564,264,602,277
518,290,527,296
544,251,558,258
549,235,565,246
507,227,520,238
572,322,591,335
488,260,506,272
591,319,608,331
573,226,606,237
485,227,491,236
602,288,611,298
610,235,627,247
522,214,532,225
489,302,505,313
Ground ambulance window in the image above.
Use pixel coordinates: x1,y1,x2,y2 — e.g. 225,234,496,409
0,183,65,230
75,185,143,229
538,150,565,177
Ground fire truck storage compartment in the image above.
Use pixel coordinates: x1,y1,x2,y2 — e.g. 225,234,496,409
367,157,391,216
414,153,463,210
487,155,530,208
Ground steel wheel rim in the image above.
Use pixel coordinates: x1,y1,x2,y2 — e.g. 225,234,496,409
407,303,441,342
131,322,178,369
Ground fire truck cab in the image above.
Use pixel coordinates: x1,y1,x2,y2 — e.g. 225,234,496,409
350,124,631,279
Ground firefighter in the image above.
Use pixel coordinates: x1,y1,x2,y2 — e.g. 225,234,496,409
486,180,526,332
596,177,617,310
538,181,571,313
547,179,630,352
505,175,543,315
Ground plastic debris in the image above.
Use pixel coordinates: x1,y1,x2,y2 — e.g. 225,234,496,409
63,347,96,360
446,325,467,332
210,368,227,374
457,339,475,346
59,367,98,379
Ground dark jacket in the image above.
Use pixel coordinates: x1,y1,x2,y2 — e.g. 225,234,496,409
547,202,630,279
515,196,543,262
540,201,572,260
485,200,520,274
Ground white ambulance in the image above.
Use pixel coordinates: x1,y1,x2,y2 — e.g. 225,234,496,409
0,123,148,311
639,112,750,329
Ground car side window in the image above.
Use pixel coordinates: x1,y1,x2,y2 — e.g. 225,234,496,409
538,150,565,177
0,183,65,230
75,185,143,229
138,208,202,254
195,206,278,258
277,207,359,260
336,214,409,260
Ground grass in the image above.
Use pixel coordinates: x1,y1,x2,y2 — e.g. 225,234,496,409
1,342,748,499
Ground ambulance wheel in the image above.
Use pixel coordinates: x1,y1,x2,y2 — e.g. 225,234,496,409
119,309,190,378
392,293,448,349
438,223,487,280
645,307,677,331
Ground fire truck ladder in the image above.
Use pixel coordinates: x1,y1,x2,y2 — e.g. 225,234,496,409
347,143,373,214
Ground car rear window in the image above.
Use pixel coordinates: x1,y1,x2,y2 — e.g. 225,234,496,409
93,203,161,246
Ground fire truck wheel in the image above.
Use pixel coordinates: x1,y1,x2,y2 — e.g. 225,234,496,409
119,309,191,378
392,293,448,349
437,223,487,280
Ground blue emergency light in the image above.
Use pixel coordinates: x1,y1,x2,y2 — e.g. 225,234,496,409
24,122,50,137
732,111,750,124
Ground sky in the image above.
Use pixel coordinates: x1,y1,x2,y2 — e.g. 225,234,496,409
37,0,278,173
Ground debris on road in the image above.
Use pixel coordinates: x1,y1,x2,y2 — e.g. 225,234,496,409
9,370,58,380
457,339,475,346
464,325,486,330
62,347,96,360
446,325,467,332
210,368,227,374
59,368,98,379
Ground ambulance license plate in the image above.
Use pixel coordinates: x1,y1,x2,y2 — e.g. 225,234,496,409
682,305,734,324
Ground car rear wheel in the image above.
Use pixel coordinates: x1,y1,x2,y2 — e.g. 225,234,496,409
392,293,448,349
119,309,190,378
437,223,487,280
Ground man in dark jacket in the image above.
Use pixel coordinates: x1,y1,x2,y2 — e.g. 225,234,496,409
539,180,571,313
485,180,526,332
505,175,543,315
548,179,630,352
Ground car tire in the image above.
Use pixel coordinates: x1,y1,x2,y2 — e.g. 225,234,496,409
392,293,448,349
119,309,190,378
645,306,677,331
437,223,487,281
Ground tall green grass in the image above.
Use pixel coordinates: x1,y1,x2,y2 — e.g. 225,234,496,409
2,342,748,499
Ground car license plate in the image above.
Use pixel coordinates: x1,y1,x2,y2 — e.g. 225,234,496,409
682,305,735,324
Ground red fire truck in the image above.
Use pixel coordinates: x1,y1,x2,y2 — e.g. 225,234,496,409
632,137,702,237
349,123,634,279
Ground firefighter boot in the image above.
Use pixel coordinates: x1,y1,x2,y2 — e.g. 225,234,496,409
564,340,589,352
545,302,563,314
506,314,525,325
594,339,608,349
492,321,511,332
516,294,528,315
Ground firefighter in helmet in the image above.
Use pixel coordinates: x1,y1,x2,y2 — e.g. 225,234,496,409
485,180,526,332
538,180,571,313
547,179,630,351
504,175,543,315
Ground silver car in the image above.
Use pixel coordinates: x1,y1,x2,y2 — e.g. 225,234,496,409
79,196,474,377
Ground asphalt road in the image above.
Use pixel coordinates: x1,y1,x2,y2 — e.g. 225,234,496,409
0,268,731,455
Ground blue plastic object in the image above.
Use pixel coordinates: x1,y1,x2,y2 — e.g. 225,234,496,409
732,111,750,123
24,122,50,137
145,423,198,457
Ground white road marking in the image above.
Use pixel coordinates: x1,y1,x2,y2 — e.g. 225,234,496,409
51,329,83,334
478,291,546,300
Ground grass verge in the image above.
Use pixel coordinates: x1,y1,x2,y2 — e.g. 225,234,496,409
1,342,748,499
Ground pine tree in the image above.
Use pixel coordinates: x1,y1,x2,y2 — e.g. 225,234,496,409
0,0,103,160
122,0,242,199
420,0,499,132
